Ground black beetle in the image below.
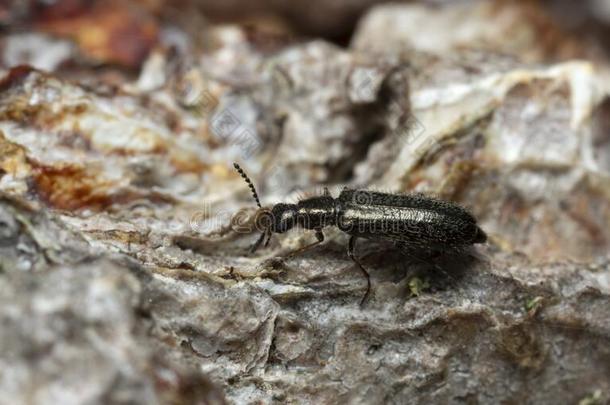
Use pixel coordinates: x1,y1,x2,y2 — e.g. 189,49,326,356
233,163,486,304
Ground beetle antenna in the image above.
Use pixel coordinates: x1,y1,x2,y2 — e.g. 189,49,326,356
233,163,262,209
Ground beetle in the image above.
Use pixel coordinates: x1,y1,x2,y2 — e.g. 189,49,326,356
233,163,486,305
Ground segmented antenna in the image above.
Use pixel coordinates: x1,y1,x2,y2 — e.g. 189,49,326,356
233,162,262,208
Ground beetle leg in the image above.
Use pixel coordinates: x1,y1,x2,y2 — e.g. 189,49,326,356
348,236,371,306
250,231,267,254
285,229,325,259
263,229,273,247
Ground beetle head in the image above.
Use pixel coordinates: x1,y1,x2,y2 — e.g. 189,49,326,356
270,203,298,233
234,162,289,253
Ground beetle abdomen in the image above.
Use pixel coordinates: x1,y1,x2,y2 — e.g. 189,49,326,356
337,192,486,246
339,189,478,224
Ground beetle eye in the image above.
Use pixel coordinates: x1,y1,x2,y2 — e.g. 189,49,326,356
279,209,297,230
270,204,296,233
280,211,294,223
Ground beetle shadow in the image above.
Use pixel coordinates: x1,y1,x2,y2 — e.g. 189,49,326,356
359,241,485,289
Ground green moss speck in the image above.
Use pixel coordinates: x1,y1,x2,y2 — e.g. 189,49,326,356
524,296,544,312
579,390,603,405
408,277,430,297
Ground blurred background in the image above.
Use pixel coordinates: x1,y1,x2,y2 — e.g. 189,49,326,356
3,0,610,71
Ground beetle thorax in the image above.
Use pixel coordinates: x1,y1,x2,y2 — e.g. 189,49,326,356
296,196,337,230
